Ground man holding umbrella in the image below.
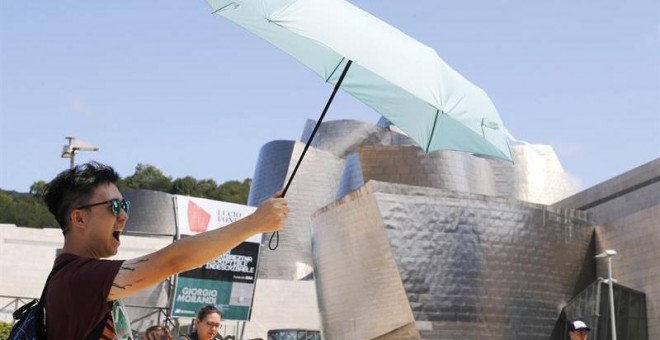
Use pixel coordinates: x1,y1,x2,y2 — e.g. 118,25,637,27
42,162,289,338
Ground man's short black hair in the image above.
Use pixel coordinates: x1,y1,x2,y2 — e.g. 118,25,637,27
44,161,120,233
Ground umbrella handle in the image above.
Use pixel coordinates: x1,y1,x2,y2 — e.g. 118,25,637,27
268,231,279,251
267,59,354,251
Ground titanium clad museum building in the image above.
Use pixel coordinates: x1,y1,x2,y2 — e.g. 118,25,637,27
245,119,657,340
0,119,657,339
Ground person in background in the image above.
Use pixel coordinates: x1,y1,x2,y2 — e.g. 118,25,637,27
568,320,591,340
177,305,223,340
43,162,289,339
143,325,173,340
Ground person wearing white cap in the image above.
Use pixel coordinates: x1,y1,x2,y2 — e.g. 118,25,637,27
568,320,592,340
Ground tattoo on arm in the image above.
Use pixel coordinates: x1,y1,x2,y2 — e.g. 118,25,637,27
112,282,133,290
115,258,149,289
120,258,149,271
112,258,152,292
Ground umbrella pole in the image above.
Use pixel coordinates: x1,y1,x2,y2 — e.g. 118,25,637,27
268,59,353,250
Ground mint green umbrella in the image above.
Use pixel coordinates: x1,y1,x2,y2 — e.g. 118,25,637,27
208,0,513,247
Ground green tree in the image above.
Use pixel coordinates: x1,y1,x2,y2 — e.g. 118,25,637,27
171,176,198,196
0,190,57,227
119,164,172,192
0,163,252,228
196,178,218,198
170,176,249,203
29,180,48,198
213,178,251,204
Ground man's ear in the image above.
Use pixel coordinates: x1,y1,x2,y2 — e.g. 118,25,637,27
69,209,87,230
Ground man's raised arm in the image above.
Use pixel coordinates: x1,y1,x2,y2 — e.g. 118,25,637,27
107,194,288,301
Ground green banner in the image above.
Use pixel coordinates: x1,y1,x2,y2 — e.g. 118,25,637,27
172,277,233,318
171,277,254,320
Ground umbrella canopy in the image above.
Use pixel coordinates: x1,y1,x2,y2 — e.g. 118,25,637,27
208,0,512,161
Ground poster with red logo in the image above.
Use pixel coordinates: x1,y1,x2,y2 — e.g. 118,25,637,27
171,195,260,320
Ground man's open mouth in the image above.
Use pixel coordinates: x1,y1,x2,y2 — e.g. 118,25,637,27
112,231,121,241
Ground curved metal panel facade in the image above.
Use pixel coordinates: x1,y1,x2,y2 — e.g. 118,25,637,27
247,140,295,207
339,146,493,198
337,143,574,205
311,181,594,340
248,140,345,280
248,119,582,338
299,119,575,205
301,119,415,159
248,121,577,284
122,189,176,236
496,144,577,205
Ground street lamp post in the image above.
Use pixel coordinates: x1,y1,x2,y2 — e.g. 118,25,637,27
595,249,618,340
61,136,99,169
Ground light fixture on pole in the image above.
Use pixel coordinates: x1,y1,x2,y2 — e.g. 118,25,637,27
61,136,99,169
595,249,618,340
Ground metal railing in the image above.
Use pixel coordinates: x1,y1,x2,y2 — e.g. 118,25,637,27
124,303,178,332
0,295,37,323
0,296,180,334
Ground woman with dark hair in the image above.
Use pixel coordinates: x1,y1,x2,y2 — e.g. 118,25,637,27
143,325,172,340
177,305,223,340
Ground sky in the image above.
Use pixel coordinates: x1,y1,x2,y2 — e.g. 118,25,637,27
1,0,658,194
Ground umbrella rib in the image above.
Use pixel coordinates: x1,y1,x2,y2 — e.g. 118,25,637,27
211,2,237,14
481,118,485,138
426,110,440,153
325,57,346,83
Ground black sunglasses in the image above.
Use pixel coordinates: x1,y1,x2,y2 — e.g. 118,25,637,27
75,198,130,216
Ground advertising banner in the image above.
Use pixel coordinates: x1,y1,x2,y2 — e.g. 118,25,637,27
170,195,260,320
